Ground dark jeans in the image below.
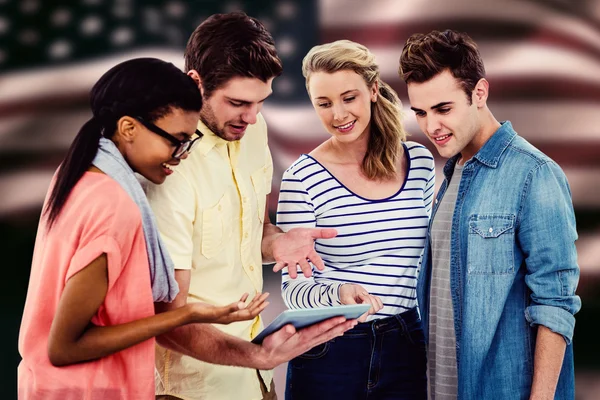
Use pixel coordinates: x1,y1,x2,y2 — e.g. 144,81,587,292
285,307,427,400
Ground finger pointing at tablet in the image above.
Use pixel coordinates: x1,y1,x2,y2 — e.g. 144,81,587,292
339,284,384,322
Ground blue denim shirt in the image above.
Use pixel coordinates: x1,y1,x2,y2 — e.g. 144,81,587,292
418,121,581,399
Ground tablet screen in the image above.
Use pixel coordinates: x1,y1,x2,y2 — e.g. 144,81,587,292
252,304,371,344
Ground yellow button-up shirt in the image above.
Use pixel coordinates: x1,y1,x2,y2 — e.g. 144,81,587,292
146,113,273,400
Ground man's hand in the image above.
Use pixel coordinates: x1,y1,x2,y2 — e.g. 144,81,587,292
188,292,270,325
271,227,337,278
259,316,357,369
339,284,383,322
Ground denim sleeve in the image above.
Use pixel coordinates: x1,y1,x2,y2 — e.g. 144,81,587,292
518,161,581,344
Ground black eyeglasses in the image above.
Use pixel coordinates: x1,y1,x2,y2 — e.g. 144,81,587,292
135,116,203,159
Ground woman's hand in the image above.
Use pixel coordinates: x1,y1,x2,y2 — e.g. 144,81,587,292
339,284,383,322
270,227,338,278
188,292,270,325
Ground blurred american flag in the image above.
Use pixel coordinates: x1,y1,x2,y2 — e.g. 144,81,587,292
1,0,599,271
2,1,600,397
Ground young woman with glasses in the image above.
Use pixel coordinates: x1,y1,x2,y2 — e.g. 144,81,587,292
18,58,268,400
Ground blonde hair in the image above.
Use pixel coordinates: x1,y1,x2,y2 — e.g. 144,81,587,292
302,40,407,180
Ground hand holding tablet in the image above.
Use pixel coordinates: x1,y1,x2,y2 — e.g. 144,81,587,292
252,304,370,344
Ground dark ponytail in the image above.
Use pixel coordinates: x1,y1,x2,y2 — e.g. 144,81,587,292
43,57,202,229
44,117,104,227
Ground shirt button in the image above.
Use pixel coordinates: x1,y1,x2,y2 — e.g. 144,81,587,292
243,197,248,203
244,232,249,239
488,227,493,233
218,205,222,211
249,265,255,271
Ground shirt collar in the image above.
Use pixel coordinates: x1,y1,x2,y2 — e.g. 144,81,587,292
195,118,229,156
472,121,517,168
442,121,517,179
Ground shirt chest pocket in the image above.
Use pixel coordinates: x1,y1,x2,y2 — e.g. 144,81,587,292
467,214,516,275
201,192,233,259
251,165,270,224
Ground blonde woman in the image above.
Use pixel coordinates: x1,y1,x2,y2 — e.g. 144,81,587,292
277,40,435,399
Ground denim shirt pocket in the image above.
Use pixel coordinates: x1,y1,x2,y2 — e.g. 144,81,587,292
467,213,516,275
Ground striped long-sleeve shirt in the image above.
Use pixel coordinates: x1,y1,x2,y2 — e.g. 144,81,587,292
276,142,435,320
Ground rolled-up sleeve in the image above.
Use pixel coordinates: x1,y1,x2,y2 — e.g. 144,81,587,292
519,161,581,344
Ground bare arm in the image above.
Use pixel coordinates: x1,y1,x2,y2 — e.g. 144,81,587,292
155,269,262,366
48,254,267,367
529,325,567,400
261,196,285,263
155,269,357,369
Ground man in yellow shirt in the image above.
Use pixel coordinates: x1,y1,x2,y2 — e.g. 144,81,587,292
146,12,344,400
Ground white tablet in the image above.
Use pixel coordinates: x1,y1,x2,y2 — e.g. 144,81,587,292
251,304,370,344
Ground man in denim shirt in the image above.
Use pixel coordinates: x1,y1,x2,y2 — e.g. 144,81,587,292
398,30,581,399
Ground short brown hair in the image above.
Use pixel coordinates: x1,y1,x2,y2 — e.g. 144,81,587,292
185,12,283,98
398,30,485,103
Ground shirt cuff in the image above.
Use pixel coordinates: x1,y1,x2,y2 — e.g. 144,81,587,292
330,282,346,306
525,304,576,345
170,253,193,270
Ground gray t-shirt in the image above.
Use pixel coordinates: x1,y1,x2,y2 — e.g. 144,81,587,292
428,163,463,399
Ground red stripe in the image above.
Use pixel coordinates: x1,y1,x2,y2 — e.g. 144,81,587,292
388,78,600,102
0,92,88,118
322,20,600,60
2,75,598,120
269,131,600,168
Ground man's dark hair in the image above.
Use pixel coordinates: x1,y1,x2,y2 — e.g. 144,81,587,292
185,12,283,98
399,29,486,103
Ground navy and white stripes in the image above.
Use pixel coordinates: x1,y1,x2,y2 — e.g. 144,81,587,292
276,142,435,320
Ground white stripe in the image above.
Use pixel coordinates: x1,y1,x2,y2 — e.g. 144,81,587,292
432,371,458,379
577,233,600,276
373,44,600,89
0,108,88,150
321,0,600,52
4,100,596,153
0,48,184,104
562,167,600,208
262,102,600,145
0,170,53,216
469,103,600,143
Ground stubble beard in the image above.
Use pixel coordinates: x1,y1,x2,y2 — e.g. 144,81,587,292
199,101,230,141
